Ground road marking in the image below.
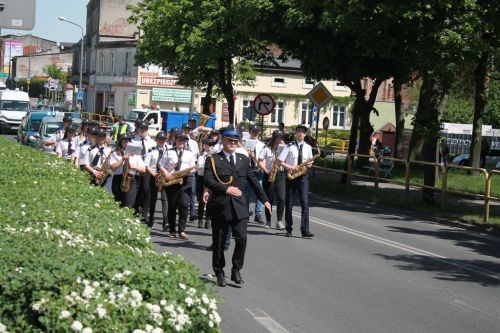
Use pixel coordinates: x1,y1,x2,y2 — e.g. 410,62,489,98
453,300,496,321
246,308,291,333
293,212,500,281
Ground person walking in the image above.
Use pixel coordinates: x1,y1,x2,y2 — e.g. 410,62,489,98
197,139,213,228
144,131,171,229
204,127,271,287
159,130,196,240
244,125,265,223
112,116,130,141
258,130,286,230
279,124,314,238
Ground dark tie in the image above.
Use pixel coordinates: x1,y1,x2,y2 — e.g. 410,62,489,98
230,154,235,166
175,150,183,171
67,139,73,155
298,144,303,165
91,147,104,166
157,148,164,171
141,138,146,156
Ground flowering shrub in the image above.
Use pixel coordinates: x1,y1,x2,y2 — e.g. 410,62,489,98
0,138,221,332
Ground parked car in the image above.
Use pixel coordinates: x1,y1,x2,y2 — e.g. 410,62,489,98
31,115,81,154
0,89,30,133
17,111,51,147
452,149,500,169
35,104,70,113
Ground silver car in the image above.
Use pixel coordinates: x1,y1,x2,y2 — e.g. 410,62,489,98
31,115,81,154
452,149,500,169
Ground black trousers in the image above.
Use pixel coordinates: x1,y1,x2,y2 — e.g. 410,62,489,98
165,176,192,233
112,174,138,208
149,175,168,228
262,171,286,222
196,175,207,221
212,217,248,274
134,174,151,218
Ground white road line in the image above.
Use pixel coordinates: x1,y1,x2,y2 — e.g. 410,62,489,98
246,308,291,333
292,212,500,281
453,300,496,321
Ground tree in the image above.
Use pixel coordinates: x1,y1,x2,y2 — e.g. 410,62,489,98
128,0,272,123
42,63,68,82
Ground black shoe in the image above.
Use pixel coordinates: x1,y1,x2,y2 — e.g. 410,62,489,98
198,221,204,228
285,231,292,238
231,271,244,285
206,244,213,251
205,221,211,229
301,230,314,238
189,215,198,222
148,220,154,228
162,225,168,232
254,215,264,224
215,272,226,287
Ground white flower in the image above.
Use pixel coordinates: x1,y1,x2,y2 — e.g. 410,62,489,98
178,283,186,290
32,299,46,312
82,328,92,333
76,277,82,284
152,328,163,333
185,297,194,307
145,325,154,333
150,304,161,313
96,306,106,319
71,320,83,331
112,273,124,281
213,311,221,324
208,321,214,328
160,299,167,306
0,322,8,333
59,310,71,319
201,294,209,304
82,285,95,299
130,290,143,302
15,267,23,273
132,330,146,333
123,270,131,276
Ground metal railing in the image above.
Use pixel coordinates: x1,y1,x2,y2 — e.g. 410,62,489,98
313,154,499,223
80,112,115,124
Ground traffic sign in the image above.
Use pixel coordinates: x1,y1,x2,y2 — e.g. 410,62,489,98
0,73,8,78
307,82,333,109
0,0,36,30
76,91,84,101
252,93,276,116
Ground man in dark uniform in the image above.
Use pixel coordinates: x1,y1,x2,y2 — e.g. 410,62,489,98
204,127,271,287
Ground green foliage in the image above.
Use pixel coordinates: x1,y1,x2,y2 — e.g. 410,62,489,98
0,138,221,332
42,63,68,83
16,78,46,98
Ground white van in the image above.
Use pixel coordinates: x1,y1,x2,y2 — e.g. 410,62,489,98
0,89,30,133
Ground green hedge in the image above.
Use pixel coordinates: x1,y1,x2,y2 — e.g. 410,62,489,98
0,138,221,333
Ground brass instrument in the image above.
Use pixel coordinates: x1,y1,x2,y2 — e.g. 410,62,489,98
155,172,167,192
164,166,196,187
195,113,212,152
94,153,111,185
120,156,134,192
287,153,321,180
268,158,281,182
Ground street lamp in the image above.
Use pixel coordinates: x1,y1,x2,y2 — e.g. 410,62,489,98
58,16,84,108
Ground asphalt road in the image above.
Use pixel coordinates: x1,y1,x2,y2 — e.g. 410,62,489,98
150,194,500,333
6,134,500,332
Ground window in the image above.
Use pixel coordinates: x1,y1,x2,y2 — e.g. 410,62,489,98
109,51,115,74
242,100,256,122
98,52,105,74
301,102,313,126
303,78,315,89
333,81,350,92
332,105,347,128
83,51,88,73
124,52,131,75
272,77,286,87
270,102,284,124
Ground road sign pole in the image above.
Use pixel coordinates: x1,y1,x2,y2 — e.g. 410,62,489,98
315,107,320,141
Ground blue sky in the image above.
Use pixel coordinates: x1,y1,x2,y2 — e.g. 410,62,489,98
2,0,87,43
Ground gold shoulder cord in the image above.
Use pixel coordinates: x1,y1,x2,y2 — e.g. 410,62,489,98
209,155,233,185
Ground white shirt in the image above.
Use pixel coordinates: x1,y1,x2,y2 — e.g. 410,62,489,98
244,138,265,160
55,137,79,160
211,142,223,154
279,141,313,166
186,138,199,155
235,147,249,157
81,145,112,169
132,134,156,158
110,152,145,176
197,151,209,176
78,139,92,166
144,145,168,173
160,148,196,173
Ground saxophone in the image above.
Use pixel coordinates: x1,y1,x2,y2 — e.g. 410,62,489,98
268,158,281,182
155,172,167,192
164,166,196,187
120,156,134,192
287,153,321,180
94,153,111,185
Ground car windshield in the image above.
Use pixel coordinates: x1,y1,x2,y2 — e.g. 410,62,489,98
1,100,29,111
45,123,62,135
127,111,144,120
29,119,42,132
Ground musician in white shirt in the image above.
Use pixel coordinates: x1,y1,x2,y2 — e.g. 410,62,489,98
278,124,314,238
55,124,78,163
82,128,113,187
159,130,196,240
244,125,265,223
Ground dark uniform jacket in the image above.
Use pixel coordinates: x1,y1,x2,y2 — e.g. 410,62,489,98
204,151,268,221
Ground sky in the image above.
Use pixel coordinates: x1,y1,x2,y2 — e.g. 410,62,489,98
1,0,88,43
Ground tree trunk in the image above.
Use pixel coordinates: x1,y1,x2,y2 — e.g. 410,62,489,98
469,52,490,169
340,93,361,184
202,80,214,115
217,56,235,124
357,79,383,167
408,76,441,203
393,78,405,159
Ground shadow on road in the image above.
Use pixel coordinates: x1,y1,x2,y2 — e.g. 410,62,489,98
376,254,500,287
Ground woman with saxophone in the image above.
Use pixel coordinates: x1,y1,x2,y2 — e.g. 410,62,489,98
278,124,314,238
159,129,196,240
82,127,113,188
258,130,286,230
110,133,146,209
